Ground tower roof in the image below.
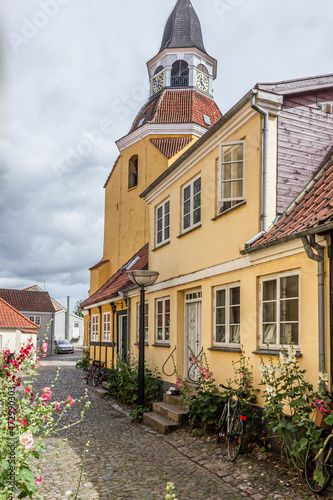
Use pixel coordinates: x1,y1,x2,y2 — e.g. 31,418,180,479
160,0,207,54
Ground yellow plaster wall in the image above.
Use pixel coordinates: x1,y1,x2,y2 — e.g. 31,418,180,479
129,250,328,406
149,114,263,281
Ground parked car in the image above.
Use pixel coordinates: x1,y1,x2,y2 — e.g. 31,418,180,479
55,339,74,354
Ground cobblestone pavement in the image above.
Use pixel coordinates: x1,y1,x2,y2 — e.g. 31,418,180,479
29,356,333,500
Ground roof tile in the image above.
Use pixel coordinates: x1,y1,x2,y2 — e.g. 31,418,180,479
0,298,39,331
0,289,55,313
150,137,194,158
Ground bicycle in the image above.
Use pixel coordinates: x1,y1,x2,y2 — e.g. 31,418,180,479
305,428,333,494
217,384,247,461
86,360,106,387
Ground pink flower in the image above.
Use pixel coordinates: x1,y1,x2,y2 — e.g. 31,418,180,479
35,476,42,486
19,432,34,450
42,342,48,353
24,387,31,394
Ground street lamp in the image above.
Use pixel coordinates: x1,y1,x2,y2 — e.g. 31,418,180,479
127,269,159,407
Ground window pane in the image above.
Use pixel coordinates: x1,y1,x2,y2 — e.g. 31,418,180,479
193,207,201,224
263,280,276,301
194,193,201,209
157,328,163,340
280,276,298,299
183,199,191,216
194,178,201,194
157,219,163,232
157,231,162,244
222,181,231,199
165,227,169,240
263,324,276,344
230,325,240,344
230,305,240,325
280,298,298,322
165,313,170,327
165,327,170,341
263,302,276,323
158,301,163,314
216,307,225,325
183,214,191,229
216,326,225,343
216,290,225,307
280,323,298,345
230,287,240,305
165,201,170,214
165,300,170,313
184,185,191,201
157,206,163,219
165,213,170,227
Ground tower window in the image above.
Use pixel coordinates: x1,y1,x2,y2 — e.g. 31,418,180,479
197,64,209,75
171,60,189,87
128,155,138,189
154,65,164,75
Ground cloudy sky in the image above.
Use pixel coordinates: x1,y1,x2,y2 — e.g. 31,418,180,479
0,0,332,311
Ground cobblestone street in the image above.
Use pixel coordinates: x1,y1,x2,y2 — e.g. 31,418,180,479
30,357,333,500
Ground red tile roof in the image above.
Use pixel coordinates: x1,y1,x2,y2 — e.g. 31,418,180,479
0,289,55,313
0,298,39,332
129,89,222,133
250,155,333,249
81,244,149,309
150,137,194,158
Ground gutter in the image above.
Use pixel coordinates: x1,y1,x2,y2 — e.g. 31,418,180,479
244,90,269,247
302,235,326,372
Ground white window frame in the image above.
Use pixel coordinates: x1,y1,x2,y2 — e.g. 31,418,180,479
218,140,245,213
214,284,241,347
0,335,2,351
156,199,170,247
156,297,171,344
91,315,99,342
182,175,201,233
29,315,41,326
137,302,149,343
103,312,111,342
259,271,300,349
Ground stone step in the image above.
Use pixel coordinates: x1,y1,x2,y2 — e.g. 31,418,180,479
142,412,179,434
94,387,108,397
153,401,187,425
163,393,187,410
102,381,110,390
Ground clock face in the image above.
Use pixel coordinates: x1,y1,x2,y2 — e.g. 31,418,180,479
153,72,164,94
196,72,209,92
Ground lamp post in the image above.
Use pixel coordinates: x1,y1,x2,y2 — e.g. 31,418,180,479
127,269,159,407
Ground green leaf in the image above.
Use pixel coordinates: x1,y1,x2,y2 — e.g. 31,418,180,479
324,413,333,426
314,469,325,486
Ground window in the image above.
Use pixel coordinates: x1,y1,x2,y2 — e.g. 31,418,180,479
214,285,241,346
171,60,189,86
260,273,300,348
137,302,149,343
156,199,170,246
29,316,41,326
91,315,99,342
218,141,245,213
128,155,138,189
154,65,164,75
197,64,208,75
182,176,201,233
156,298,170,343
103,313,111,342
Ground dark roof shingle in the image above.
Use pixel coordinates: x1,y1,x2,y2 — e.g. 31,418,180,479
0,289,55,313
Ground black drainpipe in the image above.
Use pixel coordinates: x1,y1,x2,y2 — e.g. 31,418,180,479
98,306,102,363
329,231,333,381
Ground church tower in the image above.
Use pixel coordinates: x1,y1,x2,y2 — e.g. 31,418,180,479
89,0,222,294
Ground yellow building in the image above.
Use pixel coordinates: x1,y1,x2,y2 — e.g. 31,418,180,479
81,0,333,400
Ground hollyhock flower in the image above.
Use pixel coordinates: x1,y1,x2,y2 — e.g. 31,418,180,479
20,432,34,450
35,476,42,486
24,387,31,394
42,342,48,353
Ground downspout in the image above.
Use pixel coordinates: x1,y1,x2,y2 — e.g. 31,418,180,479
301,235,325,372
245,91,269,247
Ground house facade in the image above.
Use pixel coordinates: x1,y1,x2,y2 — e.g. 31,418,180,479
0,297,39,353
0,289,55,355
81,0,333,398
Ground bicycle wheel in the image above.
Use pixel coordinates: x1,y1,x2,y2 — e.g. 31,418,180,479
217,404,228,443
92,367,100,387
227,412,244,461
305,437,333,494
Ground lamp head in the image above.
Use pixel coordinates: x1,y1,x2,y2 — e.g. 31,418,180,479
127,269,159,287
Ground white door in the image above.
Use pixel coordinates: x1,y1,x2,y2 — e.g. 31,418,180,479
184,292,202,381
72,322,80,339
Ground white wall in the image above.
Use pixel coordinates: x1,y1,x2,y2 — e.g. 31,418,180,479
54,311,84,346
0,330,37,354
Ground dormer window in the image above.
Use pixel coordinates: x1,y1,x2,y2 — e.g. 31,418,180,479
171,60,189,87
128,155,138,189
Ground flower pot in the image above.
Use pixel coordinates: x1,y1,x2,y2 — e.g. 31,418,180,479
314,409,333,430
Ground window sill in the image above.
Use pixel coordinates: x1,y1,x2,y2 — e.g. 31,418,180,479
152,241,170,252
128,186,138,192
177,224,201,239
152,343,171,348
208,346,242,353
134,342,149,346
252,349,302,357
212,200,246,221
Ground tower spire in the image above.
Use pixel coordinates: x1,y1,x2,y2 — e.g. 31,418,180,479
160,0,207,54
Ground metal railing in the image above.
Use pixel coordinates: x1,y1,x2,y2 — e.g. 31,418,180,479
171,76,189,86
187,347,203,383
162,345,177,377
